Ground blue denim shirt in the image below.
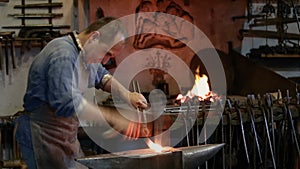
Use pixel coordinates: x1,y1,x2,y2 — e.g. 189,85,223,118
23,35,110,117
17,35,110,166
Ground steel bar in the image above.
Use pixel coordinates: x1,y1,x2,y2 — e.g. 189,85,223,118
135,81,147,125
14,2,63,8
231,14,265,21
239,29,300,41
216,100,226,169
201,101,208,169
247,95,263,165
7,39,12,85
0,36,4,87
297,92,299,105
2,24,70,29
265,94,276,159
226,99,233,169
9,36,16,69
4,36,9,76
284,90,300,155
8,13,63,19
164,105,214,113
250,18,300,27
234,101,250,164
8,35,15,85
183,103,190,147
77,144,225,169
132,81,147,126
259,95,276,169
132,80,150,138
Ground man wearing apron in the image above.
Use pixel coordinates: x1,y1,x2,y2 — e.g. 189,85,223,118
16,17,148,169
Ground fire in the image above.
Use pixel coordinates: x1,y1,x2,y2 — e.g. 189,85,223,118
177,66,212,102
146,139,163,153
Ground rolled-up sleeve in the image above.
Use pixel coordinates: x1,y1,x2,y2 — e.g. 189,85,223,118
94,64,111,90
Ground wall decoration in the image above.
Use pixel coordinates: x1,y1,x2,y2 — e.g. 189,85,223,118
133,0,194,49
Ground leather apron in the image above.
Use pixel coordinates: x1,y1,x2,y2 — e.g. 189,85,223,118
30,104,88,169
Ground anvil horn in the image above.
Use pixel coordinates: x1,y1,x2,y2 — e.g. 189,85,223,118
76,144,225,169
179,144,225,169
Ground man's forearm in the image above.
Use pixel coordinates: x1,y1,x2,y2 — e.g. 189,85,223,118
103,77,130,104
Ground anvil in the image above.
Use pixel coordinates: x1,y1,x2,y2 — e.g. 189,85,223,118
76,144,224,169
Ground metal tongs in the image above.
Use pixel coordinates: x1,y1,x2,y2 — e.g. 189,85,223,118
132,80,150,137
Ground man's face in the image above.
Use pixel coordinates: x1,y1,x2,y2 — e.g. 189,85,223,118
84,32,125,64
101,41,124,65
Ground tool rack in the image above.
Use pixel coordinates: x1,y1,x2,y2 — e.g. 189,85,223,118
2,0,70,54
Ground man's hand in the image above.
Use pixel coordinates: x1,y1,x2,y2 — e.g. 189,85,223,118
128,92,148,109
128,92,151,138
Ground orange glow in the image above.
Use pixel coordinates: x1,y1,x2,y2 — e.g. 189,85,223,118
146,139,163,153
179,66,211,102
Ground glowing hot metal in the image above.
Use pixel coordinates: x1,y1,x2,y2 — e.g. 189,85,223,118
145,139,163,153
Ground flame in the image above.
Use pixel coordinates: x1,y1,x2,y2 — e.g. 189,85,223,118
190,73,210,100
146,139,163,153
178,66,212,102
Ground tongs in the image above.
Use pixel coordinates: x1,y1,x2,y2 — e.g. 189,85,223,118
132,80,150,137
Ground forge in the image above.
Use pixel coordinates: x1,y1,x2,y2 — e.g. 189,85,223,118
77,46,299,169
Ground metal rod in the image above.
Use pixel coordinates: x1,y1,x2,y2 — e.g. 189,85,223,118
132,80,149,137
4,37,9,75
285,90,300,155
184,102,190,147
234,101,250,164
247,95,263,164
259,95,276,169
0,37,5,87
226,99,233,169
266,93,276,158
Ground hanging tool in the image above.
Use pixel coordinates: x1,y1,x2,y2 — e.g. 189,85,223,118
201,101,208,169
234,100,250,164
226,99,234,169
184,102,191,147
0,35,5,87
4,35,9,76
258,94,276,169
217,99,226,169
296,86,299,105
247,95,263,165
284,90,300,155
265,93,276,158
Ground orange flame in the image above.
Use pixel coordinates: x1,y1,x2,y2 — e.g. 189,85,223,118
146,139,163,153
178,66,211,102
